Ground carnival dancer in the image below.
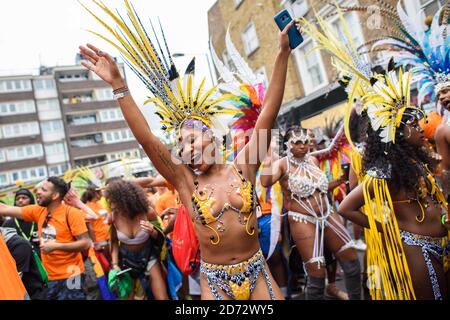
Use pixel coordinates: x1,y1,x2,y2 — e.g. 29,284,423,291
77,0,294,300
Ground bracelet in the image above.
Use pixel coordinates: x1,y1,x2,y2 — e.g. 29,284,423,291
113,90,130,100
113,85,128,94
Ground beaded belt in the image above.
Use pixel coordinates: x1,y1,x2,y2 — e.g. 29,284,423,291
400,230,447,300
200,249,275,300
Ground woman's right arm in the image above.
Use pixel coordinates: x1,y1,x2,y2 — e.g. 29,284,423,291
79,44,189,189
338,184,383,232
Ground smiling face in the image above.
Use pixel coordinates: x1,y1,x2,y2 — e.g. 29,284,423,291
179,124,218,173
437,86,450,112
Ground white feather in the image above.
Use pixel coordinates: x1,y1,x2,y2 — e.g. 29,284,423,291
397,1,424,47
209,38,239,86
225,28,257,85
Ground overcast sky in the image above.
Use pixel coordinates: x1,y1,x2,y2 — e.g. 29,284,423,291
0,0,217,131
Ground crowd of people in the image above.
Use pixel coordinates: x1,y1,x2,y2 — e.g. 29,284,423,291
0,0,449,301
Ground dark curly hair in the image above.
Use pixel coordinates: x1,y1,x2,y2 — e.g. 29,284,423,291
362,114,433,193
105,180,149,220
348,109,369,144
81,185,101,204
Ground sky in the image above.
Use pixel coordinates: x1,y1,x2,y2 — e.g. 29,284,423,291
0,0,217,131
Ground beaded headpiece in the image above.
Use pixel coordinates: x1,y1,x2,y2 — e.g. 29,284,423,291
82,0,237,135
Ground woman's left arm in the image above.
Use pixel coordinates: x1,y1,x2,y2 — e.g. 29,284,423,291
236,22,296,175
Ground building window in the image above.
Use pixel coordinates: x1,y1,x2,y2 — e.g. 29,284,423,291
104,129,134,144
95,88,114,101
0,100,35,116
5,144,43,161
2,122,40,138
37,99,60,113
0,173,7,186
74,156,107,167
331,11,364,51
297,39,328,94
49,163,69,176
34,79,55,90
222,49,235,71
58,72,89,82
0,79,32,93
290,0,309,17
45,142,66,155
71,134,103,148
419,0,445,17
41,120,63,134
67,113,97,126
99,109,124,123
242,22,260,56
0,150,5,163
9,166,47,183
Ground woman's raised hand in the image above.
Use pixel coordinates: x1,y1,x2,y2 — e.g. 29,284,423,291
79,44,125,89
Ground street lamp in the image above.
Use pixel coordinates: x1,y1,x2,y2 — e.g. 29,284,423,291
172,52,216,86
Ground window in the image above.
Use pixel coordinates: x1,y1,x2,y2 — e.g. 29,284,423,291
9,166,47,183
99,109,124,123
49,163,69,176
0,79,32,93
2,122,40,138
45,142,66,155
290,0,308,17
104,129,134,144
242,22,259,56
297,39,328,94
0,173,7,186
41,120,63,133
419,0,445,17
6,144,43,161
71,134,103,148
331,12,364,51
0,100,35,116
74,156,107,167
59,72,89,82
95,88,114,101
108,149,140,161
67,113,97,125
37,99,60,113
0,150,5,163
34,79,55,90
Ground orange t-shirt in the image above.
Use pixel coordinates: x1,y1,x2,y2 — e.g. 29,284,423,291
154,191,179,215
21,204,88,281
86,201,110,243
0,235,28,300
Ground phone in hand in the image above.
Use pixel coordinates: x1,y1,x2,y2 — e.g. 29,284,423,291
341,163,350,181
274,9,304,49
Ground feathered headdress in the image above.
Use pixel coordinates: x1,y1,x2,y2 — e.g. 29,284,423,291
367,1,450,106
301,4,425,145
81,0,237,134
319,0,450,106
209,30,266,159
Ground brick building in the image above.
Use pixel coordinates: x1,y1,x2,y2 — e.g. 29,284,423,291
208,0,445,129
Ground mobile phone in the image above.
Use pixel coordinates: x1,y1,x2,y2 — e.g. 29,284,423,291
341,164,350,180
274,9,304,49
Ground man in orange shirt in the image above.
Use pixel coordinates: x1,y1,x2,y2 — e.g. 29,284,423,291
0,177,91,300
0,234,29,300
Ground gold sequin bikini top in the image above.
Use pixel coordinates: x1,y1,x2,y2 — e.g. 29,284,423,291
191,164,258,245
